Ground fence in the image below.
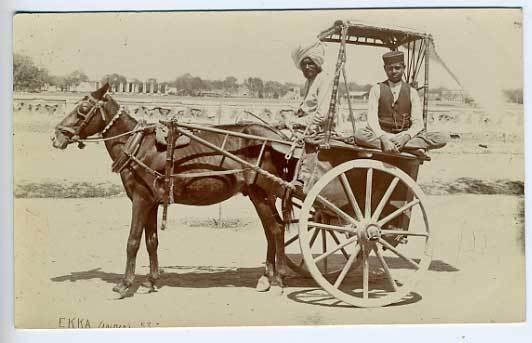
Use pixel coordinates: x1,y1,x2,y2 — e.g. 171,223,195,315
13,92,523,141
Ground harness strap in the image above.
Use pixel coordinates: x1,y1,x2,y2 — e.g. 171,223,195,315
161,120,179,230
170,169,248,178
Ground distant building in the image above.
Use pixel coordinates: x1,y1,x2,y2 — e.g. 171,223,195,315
342,91,369,102
165,86,178,95
428,89,465,103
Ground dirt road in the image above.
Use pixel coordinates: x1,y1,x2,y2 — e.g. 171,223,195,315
14,194,524,328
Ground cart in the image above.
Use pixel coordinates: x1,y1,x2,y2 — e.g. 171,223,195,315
159,20,435,307
278,20,435,307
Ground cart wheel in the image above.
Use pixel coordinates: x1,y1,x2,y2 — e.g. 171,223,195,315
299,159,431,307
283,199,352,278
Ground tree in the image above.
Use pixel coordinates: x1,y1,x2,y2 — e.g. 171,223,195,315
223,76,238,92
503,88,523,104
174,73,206,96
101,73,126,91
245,77,264,98
48,75,68,92
65,70,89,90
13,53,50,92
264,80,288,99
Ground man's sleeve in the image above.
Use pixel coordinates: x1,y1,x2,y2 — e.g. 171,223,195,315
366,84,388,138
402,87,424,138
313,74,334,126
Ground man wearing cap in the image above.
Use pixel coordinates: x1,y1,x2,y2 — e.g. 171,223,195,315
355,50,448,158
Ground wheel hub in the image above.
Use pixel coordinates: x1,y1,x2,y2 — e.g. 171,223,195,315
356,221,381,243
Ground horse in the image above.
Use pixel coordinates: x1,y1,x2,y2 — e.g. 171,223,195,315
51,83,298,298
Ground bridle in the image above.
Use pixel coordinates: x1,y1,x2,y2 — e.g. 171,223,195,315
55,93,149,149
56,94,108,147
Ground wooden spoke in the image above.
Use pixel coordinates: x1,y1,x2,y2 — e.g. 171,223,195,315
365,168,373,219
371,177,400,221
378,238,420,270
339,173,364,221
285,226,317,247
309,228,320,248
314,235,357,263
284,233,299,247
333,243,360,289
316,195,357,225
307,221,355,234
377,199,420,227
362,245,369,299
380,229,429,237
372,243,398,291
321,229,328,273
328,231,350,259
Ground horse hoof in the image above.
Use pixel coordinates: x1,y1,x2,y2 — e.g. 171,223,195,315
112,282,130,299
119,287,129,299
141,280,158,293
255,275,271,292
112,283,123,293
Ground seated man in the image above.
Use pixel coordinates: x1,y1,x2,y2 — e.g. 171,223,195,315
288,41,335,192
355,51,449,159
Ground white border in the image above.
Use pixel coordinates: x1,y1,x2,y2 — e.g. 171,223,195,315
1,1,530,342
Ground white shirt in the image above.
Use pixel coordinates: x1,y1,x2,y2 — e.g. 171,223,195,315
366,80,424,139
293,71,334,129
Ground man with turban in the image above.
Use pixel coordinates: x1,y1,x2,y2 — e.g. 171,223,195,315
285,41,335,193
355,50,449,159
288,40,334,132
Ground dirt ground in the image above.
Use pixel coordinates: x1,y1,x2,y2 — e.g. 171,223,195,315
14,194,524,328
12,106,525,328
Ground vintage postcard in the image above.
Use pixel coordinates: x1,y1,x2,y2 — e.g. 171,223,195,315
12,8,524,328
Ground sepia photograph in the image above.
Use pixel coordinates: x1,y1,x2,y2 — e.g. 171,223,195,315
10,7,525,330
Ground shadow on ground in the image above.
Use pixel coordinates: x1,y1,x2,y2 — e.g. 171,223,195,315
50,257,458,290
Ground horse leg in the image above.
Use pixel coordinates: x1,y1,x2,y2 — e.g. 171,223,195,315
248,187,278,292
272,207,289,292
142,205,160,293
113,197,152,298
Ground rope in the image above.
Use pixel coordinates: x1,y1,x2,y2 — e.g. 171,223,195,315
431,46,464,89
341,64,357,135
76,128,149,143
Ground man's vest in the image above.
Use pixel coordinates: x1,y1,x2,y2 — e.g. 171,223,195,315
378,80,412,133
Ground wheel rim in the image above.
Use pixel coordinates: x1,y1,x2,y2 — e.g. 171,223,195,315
299,159,431,307
283,199,350,278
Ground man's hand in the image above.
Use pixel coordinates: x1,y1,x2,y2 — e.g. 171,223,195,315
380,135,399,153
390,133,411,150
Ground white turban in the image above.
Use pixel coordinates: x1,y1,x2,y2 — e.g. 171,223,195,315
291,41,326,70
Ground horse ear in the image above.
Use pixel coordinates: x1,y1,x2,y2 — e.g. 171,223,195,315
91,82,110,100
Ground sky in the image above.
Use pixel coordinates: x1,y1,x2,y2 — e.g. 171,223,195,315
13,9,522,110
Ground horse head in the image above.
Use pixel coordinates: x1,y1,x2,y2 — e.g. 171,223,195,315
52,83,119,149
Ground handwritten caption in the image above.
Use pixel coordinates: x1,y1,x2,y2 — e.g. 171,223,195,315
58,316,160,329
